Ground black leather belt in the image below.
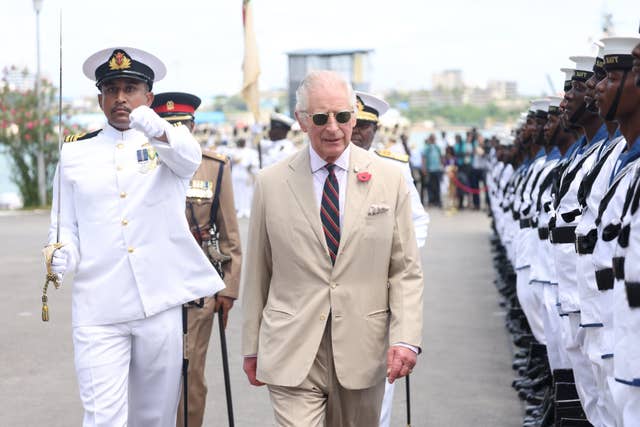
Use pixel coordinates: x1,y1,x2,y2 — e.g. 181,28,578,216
575,229,597,254
602,223,622,242
550,226,576,244
519,218,533,229
625,281,640,308
595,268,614,291
619,224,630,248
561,208,582,224
612,256,625,280
538,227,549,240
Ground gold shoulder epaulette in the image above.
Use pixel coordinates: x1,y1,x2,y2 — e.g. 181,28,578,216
64,129,102,143
375,149,409,163
202,150,228,163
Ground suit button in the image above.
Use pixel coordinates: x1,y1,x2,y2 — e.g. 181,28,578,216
116,165,123,171
320,314,326,321
330,282,338,289
121,219,129,226
116,143,124,149
127,247,135,253
120,192,127,198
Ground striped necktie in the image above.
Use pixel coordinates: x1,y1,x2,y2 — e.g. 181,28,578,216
321,163,340,265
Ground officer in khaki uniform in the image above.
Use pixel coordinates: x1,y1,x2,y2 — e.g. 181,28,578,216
151,92,242,427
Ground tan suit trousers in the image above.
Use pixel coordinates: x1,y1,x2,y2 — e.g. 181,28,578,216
267,320,386,427
176,297,216,427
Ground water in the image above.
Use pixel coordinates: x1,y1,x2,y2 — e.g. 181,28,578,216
0,150,18,193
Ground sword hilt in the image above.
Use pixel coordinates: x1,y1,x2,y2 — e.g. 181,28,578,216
41,243,64,322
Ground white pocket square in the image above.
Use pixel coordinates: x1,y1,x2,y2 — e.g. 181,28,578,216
368,204,390,216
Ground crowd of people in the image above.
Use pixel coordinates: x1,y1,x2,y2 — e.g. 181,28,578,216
417,129,496,212
488,36,640,426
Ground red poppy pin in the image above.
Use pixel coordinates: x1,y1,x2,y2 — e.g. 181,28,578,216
357,171,371,182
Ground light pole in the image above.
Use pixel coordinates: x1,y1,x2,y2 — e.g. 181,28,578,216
34,0,46,206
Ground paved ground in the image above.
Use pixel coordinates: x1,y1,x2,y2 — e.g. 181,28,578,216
0,208,522,426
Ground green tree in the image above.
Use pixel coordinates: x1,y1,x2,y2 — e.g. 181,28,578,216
0,66,80,207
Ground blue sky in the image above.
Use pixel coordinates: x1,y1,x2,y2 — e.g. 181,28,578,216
1,0,638,99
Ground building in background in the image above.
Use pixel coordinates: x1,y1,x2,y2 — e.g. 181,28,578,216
286,49,372,115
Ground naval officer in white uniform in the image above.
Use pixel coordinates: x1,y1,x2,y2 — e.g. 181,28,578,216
47,46,224,427
350,91,428,427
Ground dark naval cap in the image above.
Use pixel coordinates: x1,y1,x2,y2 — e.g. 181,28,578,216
151,92,201,123
82,47,166,90
355,91,389,124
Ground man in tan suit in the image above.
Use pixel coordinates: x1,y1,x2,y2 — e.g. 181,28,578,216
151,92,242,427
242,70,423,426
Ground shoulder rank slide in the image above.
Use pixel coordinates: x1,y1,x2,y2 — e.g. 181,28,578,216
375,149,409,163
64,129,102,143
202,150,228,163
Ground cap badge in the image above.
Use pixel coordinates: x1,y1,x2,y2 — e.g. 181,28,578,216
108,50,132,71
356,98,365,113
166,101,175,111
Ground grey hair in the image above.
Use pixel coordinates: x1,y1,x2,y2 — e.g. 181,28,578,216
294,70,357,113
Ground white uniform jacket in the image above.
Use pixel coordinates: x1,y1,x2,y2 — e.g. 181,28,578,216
552,141,602,313
619,165,640,385
49,124,225,327
575,136,625,325
373,149,429,247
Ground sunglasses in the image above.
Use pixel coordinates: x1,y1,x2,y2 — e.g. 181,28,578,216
303,110,353,126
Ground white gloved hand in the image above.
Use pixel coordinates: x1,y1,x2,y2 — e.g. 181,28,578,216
129,105,172,139
50,245,73,282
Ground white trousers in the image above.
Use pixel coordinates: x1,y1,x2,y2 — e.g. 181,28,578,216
378,380,395,427
611,380,640,427
562,313,601,426
517,267,546,344
72,306,182,427
582,327,618,427
542,284,571,371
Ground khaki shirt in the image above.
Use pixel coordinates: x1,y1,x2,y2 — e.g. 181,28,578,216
185,149,242,298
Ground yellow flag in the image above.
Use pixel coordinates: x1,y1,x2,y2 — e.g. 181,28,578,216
242,0,260,122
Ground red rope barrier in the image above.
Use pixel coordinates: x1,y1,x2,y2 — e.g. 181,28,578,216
450,174,486,195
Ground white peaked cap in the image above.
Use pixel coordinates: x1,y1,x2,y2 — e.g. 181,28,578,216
569,56,596,72
530,98,551,113
547,96,563,108
600,36,640,56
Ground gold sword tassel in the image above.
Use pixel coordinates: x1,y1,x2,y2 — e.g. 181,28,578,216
41,243,64,321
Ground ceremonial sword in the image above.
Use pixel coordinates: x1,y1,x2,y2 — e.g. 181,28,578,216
41,10,64,322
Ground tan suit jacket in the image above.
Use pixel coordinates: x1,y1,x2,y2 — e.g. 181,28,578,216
242,143,423,390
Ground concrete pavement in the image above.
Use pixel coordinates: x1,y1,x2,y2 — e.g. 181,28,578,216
0,208,521,426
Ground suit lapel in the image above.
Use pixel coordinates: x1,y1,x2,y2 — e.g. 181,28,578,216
286,148,327,252
339,145,373,253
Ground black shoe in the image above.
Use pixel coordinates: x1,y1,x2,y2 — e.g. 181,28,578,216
558,418,593,426
555,382,579,401
552,369,575,384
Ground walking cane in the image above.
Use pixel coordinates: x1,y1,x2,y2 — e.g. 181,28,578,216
218,306,235,427
406,374,412,427
182,305,189,427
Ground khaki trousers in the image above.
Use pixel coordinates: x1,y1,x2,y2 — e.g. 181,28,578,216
267,320,386,427
176,297,216,427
